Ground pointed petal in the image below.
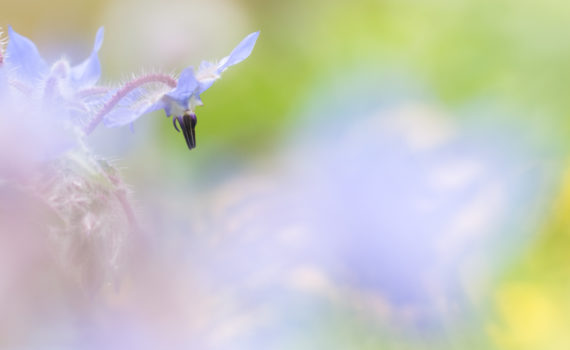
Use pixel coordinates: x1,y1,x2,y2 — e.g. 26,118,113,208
5,26,49,82
193,94,203,107
165,67,198,106
217,31,259,72
196,32,259,94
174,67,199,95
71,27,104,88
93,26,104,51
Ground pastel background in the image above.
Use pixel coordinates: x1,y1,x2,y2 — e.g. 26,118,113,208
1,0,569,348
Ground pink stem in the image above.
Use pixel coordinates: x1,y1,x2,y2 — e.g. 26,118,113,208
105,171,141,235
75,86,111,98
115,190,140,234
83,74,177,135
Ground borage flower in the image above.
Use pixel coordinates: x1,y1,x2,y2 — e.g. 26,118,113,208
90,31,259,150
0,27,136,291
0,26,106,168
0,26,258,155
4,26,104,90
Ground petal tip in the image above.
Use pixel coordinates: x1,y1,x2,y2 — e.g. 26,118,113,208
7,25,17,39
94,27,104,51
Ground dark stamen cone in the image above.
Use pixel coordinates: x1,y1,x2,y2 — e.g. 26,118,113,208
180,112,197,150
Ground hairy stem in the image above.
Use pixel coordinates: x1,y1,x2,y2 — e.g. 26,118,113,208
99,161,141,235
83,74,177,135
75,86,111,98
114,190,140,234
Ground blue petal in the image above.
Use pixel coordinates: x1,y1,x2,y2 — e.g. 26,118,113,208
198,80,215,94
197,61,216,93
103,92,166,127
217,31,259,72
199,60,215,71
71,27,104,88
193,94,203,106
165,67,198,106
5,26,49,82
143,99,167,116
103,108,142,128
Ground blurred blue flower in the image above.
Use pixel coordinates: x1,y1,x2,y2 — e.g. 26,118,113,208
5,26,104,92
0,27,107,170
175,76,548,343
1,26,107,130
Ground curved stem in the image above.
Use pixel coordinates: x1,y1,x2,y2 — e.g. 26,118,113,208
114,189,140,234
83,74,177,135
99,163,141,235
